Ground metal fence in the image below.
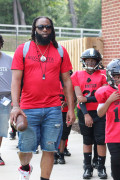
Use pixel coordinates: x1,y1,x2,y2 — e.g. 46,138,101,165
0,24,101,52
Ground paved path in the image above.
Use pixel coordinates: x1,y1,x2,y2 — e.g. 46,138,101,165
1,130,112,180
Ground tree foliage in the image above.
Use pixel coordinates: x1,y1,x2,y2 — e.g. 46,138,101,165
0,0,13,24
81,0,101,29
20,0,71,27
0,0,101,29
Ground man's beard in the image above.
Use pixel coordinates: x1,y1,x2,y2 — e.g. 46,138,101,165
35,32,52,45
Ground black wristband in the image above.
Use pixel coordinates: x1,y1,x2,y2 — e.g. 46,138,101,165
86,96,97,103
79,103,88,115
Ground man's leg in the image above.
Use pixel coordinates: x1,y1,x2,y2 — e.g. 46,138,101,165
41,151,54,179
18,152,33,179
18,152,33,166
0,137,2,146
41,106,63,179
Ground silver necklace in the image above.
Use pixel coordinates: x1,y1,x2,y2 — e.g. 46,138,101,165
36,44,50,62
36,44,50,80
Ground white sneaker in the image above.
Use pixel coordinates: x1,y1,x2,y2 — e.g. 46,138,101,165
18,165,33,180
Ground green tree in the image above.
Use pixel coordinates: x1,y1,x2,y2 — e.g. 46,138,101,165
0,0,101,29
82,0,101,28
20,0,71,27
0,0,13,24
74,0,89,28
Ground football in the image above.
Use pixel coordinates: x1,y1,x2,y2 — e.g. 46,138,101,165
16,114,28,132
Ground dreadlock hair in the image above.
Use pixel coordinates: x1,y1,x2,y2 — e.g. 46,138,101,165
31,16,58,48
0,35,4,48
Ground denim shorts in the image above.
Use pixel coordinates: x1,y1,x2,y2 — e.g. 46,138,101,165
0,103,11,137
18,106,63,152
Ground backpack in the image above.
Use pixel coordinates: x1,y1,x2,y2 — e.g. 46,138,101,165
23,40,63,62
21,41,64,89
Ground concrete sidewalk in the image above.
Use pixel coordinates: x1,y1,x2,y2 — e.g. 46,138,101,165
1,130,112,180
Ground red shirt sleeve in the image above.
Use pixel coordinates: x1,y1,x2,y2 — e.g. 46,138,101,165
95,86,107,103
11,44,24,70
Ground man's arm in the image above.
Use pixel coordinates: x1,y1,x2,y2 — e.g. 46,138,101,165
61,71,76,126
10,70,26,125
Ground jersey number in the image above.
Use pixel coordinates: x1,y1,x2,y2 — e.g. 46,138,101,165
114,107,120,122
83,90,96,97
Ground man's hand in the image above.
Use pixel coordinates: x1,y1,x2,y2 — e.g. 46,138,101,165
77,95,87,103
84,114,93,127
66,109,76,127
10,107,27,126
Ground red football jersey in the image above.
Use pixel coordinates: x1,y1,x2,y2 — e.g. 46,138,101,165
11,41,72,109
95,85,120,143
71,70,107,111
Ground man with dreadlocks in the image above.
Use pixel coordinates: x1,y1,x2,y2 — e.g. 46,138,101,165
0,35,12,165
10,16,75,180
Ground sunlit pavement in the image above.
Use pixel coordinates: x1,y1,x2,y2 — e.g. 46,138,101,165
1,130,112,180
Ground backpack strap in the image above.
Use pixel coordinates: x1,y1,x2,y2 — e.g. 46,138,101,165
23,42,63,62
57,43,64,87
23,41,31,62
57,43,63,62
21,41,31,91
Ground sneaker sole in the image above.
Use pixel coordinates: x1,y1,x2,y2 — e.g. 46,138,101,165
83,177,92,179
64,153,71,156
98,176,107,179
58,161,66,164
30,165,33,174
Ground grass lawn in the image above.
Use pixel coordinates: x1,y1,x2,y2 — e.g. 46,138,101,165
3,51,14,57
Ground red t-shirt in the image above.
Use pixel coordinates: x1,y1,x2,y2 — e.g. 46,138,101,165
71,70,107,111
95,85,120,143
11,41,72,109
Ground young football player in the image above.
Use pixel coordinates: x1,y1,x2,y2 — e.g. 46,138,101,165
71,48,107,179
95,59,120,180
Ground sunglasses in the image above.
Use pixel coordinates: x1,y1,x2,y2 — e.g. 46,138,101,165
36,25,52,30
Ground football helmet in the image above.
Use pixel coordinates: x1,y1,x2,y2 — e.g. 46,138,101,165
106,59,120,88
80,48,102,70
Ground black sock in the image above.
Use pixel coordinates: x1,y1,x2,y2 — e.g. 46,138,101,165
98,155,106,166
21,164,29,171
84,152,92,166
41,178,49,180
